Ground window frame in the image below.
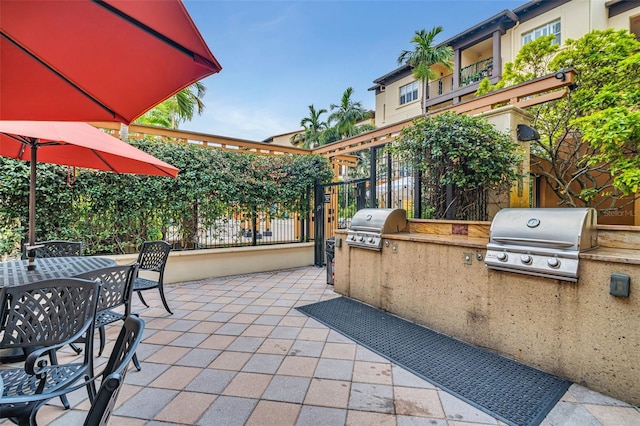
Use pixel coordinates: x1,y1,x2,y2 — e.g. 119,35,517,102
399,81,419,106
522,19,561,46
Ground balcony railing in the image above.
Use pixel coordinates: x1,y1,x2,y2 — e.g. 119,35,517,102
429,73,454,97
460,57,493,87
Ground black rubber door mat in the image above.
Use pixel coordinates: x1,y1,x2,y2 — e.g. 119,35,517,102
297,297,571,426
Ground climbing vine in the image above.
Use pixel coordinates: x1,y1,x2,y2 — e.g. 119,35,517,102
0,139,333,256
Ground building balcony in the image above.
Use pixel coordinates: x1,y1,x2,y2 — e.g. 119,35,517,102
460,57,494,87
425,57,497,110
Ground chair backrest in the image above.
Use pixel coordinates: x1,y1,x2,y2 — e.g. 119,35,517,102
24,240,83,258
136,241,171,273
84,315,145,426
0,278,100,350
75,263,139,313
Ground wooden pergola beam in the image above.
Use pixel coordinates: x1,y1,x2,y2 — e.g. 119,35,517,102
91,122,311,156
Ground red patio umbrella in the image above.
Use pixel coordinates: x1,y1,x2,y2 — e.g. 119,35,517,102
0,121,179,268
0,0,222,124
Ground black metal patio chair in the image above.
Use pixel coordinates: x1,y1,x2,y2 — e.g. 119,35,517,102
133,240,173,315
74,262,141,371
83,315,144,425
0,278,101,425
23,240,83,259
0,315,145,426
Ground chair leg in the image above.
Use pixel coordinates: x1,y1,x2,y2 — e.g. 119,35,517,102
26,402,47,426
47,350,70,410
98,326,106,356
69,343,83,355
137,290,150,308
132,352,142,371
86,374,97,403
158,285,173,315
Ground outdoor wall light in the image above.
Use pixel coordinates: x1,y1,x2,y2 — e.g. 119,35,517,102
517,124,540,141
555,70,566,81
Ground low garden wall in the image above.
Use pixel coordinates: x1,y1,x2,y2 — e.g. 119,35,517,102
107,242,315,284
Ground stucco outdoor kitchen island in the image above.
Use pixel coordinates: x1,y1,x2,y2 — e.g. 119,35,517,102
333,219,640,406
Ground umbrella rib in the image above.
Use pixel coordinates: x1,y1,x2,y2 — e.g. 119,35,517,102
0,31,127,123
90,151,118,173
150,164,177,177
2,132,35,160
92,0,219,69
90,151,175,177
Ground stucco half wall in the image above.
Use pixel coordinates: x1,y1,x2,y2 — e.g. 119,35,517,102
106,242,315,283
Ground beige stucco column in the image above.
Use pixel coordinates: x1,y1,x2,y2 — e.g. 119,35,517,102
478,105,533,211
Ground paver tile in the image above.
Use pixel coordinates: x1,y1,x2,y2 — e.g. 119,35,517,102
245,400,301,426
257,338,295,355
144,345,191,364
222,372,272,398
209,351,252,371
321,342,357,360
277,356,318,377
154,391,217,424
304,378,351,408
149,365,203,390
353,361,393,385
349,382,394,413
395,387,445,418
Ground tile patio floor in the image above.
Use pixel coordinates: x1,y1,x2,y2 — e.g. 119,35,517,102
4,266,639,425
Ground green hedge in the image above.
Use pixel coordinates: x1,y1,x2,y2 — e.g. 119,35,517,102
0,139,333,256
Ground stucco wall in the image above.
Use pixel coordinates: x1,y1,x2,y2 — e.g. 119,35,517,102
107,242,314,284
375,74,423,127
333,230,640,405
609,7,640,30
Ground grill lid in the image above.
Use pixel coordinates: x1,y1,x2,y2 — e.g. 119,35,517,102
349,208,408,233
347,208,407,250
485,208,598,282
488,208,597,251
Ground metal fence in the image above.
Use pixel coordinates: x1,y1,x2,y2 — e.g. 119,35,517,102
162,204,311,251
369,145,416,216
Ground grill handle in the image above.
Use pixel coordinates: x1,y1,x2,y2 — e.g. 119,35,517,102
350,226,385,233
492,237,575,248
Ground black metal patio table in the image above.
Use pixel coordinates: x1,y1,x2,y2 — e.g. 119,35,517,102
0,256,116,288
0,256,116,363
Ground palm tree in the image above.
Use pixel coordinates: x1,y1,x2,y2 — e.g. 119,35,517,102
136,82,207,129
328,87,371,139
291,105,328,149
397,27,453,114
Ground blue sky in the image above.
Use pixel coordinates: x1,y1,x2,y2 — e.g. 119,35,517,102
183,0,525,141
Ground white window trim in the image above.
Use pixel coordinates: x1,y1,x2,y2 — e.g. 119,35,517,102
399,81,419,106
522,19,561,46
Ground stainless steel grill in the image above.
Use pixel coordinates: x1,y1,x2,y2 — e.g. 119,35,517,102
346,208,407,251
485,208,598,282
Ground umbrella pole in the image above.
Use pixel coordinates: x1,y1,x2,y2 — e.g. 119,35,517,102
27,143,37,270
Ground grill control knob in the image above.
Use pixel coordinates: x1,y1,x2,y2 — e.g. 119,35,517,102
496,252,508,262
547,258,560,268
520,254,533,265
368,237,374,243
358,236,364,242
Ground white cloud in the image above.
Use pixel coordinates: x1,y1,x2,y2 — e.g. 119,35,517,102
184,102,298,142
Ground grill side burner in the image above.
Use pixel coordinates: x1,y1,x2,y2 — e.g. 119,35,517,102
346,208,407,251
485,208,597,282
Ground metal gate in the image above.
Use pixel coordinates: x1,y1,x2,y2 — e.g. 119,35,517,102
313,178,369,266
